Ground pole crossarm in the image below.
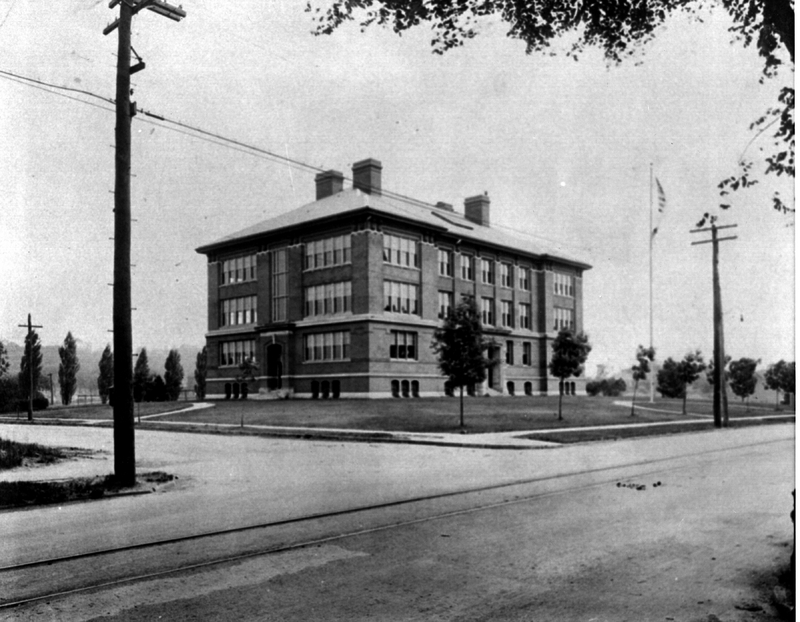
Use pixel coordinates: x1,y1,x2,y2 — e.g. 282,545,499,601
691,236,738,246
689,224,739,234
104,0,185,35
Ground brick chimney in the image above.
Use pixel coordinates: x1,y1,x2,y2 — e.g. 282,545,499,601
464,194,490,226
352,158,382,196
315,170,344,200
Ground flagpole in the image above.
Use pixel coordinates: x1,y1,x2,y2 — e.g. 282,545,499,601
649,163,655,403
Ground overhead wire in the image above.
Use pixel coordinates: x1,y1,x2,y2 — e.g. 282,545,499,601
0,65,586,251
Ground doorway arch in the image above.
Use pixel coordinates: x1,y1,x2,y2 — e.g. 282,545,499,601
265,343,283,390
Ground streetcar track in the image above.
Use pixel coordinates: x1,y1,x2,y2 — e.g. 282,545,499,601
0,436,790,610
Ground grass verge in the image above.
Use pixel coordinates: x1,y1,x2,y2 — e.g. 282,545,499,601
0,471,175,510
0,437,68,469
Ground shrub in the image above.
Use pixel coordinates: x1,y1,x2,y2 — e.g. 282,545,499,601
586,377,627,397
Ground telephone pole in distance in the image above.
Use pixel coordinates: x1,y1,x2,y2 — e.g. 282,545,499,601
17,314,43,421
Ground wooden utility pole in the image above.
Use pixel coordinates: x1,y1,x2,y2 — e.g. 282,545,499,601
104,0,186,487
17,314,43,421
691,221,737,428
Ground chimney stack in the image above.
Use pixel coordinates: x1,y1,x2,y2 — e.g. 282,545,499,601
464,194,490,226
352,158,382,196
315,170,344,200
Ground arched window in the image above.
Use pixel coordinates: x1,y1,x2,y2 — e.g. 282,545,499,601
311,380,320,399
321,380,330,399
332,380,341,399
558,380,564,396
570,382,576,396
391,380,400,398
411,380,420,398
524,381,533,396
401,380,410,398
232,382,240,400
224,383,232,400
506,381,515,396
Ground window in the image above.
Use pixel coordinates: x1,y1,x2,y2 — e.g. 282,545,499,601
518,266,530,291
481,258,495,284
438,249,453,276
505,340,514,365
304,331,350,362
272,249,287,322
554,307,575,331
384,281,420,315
383,234,418,268
220,295,258,327
500,263,512,288
519,303,531,330
554,272,574,298
221,254,257,285
304,281,352,317
390,331,418,360
460,254,474,281
501,300,513,327
305,234,351,270
438,291,453,319
481,297,494,325
523,342,532,366
220,340,256,366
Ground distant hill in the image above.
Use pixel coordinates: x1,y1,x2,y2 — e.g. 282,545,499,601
1,340,203,397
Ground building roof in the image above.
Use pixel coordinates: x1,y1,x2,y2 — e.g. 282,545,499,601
196,188,591,270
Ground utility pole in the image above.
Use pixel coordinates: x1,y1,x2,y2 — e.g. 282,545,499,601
691,219,737,428
17,314,43,421
104,0,186,487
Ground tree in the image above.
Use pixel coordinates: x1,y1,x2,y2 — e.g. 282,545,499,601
19,329,43,415
0,340,9,378
657,350,706,414
133,348,150,403
766,359,796,408
145,374,167,402
194,346,207,399
431,298,490,430
549,329,592,421
57,331,80,406
237,356,258,400
97,344,114,406
586,377,626,397
630,345,656,416
164,349,184,401
309,0,794,213
728,357,759,409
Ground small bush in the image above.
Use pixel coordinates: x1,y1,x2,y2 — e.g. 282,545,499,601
586,378,627,397
16,392,49,412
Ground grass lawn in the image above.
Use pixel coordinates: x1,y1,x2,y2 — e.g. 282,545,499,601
151,395,795,435
0,437,68,469
10,401,194,422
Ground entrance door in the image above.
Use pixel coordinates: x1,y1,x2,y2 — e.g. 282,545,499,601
487,346,498,390
266,343,283,390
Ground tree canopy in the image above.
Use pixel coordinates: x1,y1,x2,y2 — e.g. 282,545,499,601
764,359,795,408
308,0,794,212
657,350,706,413
58,331,80,406
164,349,184,401
194,346,207,399
549,329,591,420
133,348,150,403
431,298,489,428
630,344,656,415
18,329,43,400
97,344,114,406
727,357,759,406
0,341,9,378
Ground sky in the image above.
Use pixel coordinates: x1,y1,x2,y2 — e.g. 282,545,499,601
0,0,794,376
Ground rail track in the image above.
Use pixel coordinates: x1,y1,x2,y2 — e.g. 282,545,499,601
0,437,790,611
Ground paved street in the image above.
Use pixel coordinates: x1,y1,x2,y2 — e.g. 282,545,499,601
0,423,794,620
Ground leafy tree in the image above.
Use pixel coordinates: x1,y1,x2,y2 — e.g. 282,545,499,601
0,376,20,413
657,350,706,414
764,359,788,409
766,359,796,408
549,329,592,421
19,329,43,417
309,0,794,213
630,345,656,416
57,332,80,406
237,356,258,400
0,340,9,378
164,349,184,401
431,298,490,430
97,344,114,405
133,348,150,403
194,346,207,399
728,357,759,409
